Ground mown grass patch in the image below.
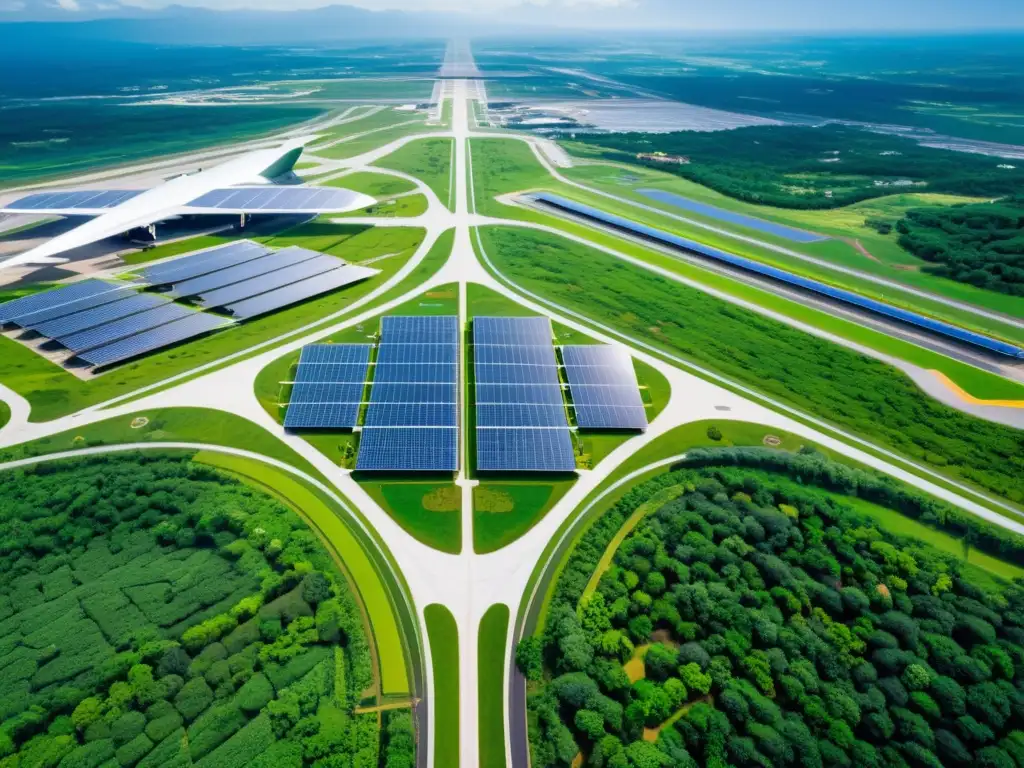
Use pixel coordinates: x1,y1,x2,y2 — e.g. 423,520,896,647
478,604,510,768
321,171,418,198
361,482,462,554
473,482,570,554
375,137,455,210
424,604,459,768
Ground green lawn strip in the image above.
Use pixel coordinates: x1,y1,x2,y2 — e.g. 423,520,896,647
0,406,321,479
0,400,9,430
361,481,462,554
478,604,510,768
477,225,1024,508
315,121,442,161
321,171,418,197
192,450,410,697
2,224,425,422
474,482,573,554
335,193,429,219
120,232,243,266
374,137,455,211
468,137,1024,348
425,604,459,768
311,107,423,144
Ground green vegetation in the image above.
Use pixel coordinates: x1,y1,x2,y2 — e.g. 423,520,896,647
479,604,510,768
361,482,461,554
0,453,394,766
425,604,459,768
567,124,1024,209
376,137,455,210
337,193,429,219
1,224,425,421
477,225,1024,504
519,448,1024,768
315,119,438,161
895,196,1024,296
469,139,549,217
0,400,9,430
320,172,417,198
474,484,569,555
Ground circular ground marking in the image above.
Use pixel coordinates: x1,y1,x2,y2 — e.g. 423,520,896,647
130,417,150,429
763,435,782,447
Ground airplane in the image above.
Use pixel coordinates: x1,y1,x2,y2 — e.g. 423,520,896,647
0,137,375,268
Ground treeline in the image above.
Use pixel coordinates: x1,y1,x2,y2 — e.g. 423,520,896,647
894,196,1024,296
560,124,1024,209
519,454,1024,767
0,453,414,767
482,227,1024,504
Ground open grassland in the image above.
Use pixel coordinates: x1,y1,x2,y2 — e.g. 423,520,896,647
475,225,1024,506
309,107,423,145
479,604,510,768
470,137,1023,343
361,482,461,554
314,118,441,161
0,224,425,421
320,171,418,197
375,137,455,210
336,193,429,219
425,605,459,768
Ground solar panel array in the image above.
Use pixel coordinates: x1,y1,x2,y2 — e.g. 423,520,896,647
184,187,363,213
284,344,372,429
61,303,199,353
473,316,575,472
4,189,143,212
223,264,380,320
535,192,1024,361
0,279,128,325
562,345,648,430
32,293,173,341
166,248,320,299
357,316,459,472
138,240,270,286
77,313,231,367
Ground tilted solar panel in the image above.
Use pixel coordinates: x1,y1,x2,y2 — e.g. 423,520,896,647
298,344,372,366
561,344,647,430
0,279,127,324
294,362,370,384
477,404,569,428
2,189,142,213
197,255,341,308
475,383,565,405
356,427,458,472
476,427,576,472
475,363,561,386
569,385,645,407
473,316,553,347
380,315,459,345
288,382,365,404
284,402,362,430
363,402,457,427
573,404,649,430
536,193,1024,360
222,265,379,320
139,240,269,285
184,186,366,213
15,285,136,328
167,248,320,299
60,303,194,352
474,345,557,367
366,383,457,404
375,343,459,366
374,362,458,383
77,313,230,367
34,294,172,340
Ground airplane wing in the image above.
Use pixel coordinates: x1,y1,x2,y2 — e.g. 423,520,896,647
181,186,375,214
0,190,144,216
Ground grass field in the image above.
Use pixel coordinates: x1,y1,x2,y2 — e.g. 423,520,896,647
361,481,462,554
192,451,412,698
314,117,440,161
425,604,460,768
310,107,424,145
469,137,1024,347
0,401,9,430
478,604,510,768
375,137,455,210
321,171,418,197
337,193,429,218
1,224,425,422
473,483,569,554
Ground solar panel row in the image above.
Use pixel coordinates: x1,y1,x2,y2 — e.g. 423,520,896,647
223,264,379,320
357,315,459,472
561,345,648,430
283,344,371,429
198,252,340,308
167,248,321,299
78,313,230,367
535,192,1024,361
33,293,173,341
185,186,362,212
5,189,142,212
139,240,270,286
0,279,127,324
16,285,136,328
473,316,576,472
61,303,196,353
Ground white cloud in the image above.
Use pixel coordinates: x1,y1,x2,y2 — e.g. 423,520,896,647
54,0,82,10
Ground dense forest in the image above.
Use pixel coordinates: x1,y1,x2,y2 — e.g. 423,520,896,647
563,125,1024,209
518,447,1024,768
894,196,1024,296
0,453,415,768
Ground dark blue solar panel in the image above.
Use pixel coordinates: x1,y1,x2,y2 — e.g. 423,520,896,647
364,402,457,427
288,382,365,404
475,383,565,405
475,364,560,386
380,315,458,344
167,248,320,298
574,404,649,430
0,279,125,324
562,344,647,429
536,193,1024,360
34,294,172,340
477,404,568,427
284,402,361,429
294,362,370,384
570,385,644,407
60,304,194,352
224,265,378,320
476,428,575,472
475,345,556,366
636,188,829,243
375,343,458,366
198,255,341,308
77,313,229,367
356,427,458,471
374,362,457,383
368,383,457,404
4,189,142,212
299,344,372,366
16,286,135,327
561,345,633,369
139,240,269,285
473,316,552,346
